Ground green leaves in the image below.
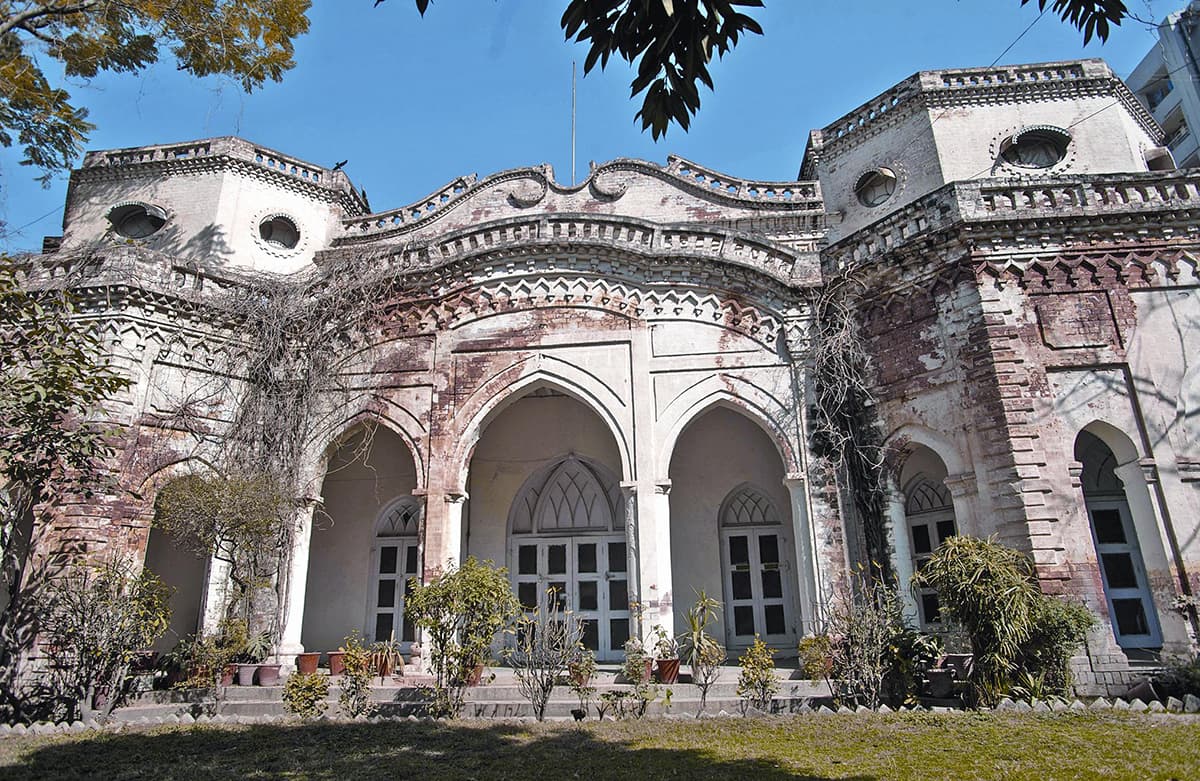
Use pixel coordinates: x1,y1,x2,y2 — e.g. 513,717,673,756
0,1,311,180
561,0,765,139
1023,0,1127,45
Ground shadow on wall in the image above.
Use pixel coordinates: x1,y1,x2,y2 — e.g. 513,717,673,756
0,720,868,781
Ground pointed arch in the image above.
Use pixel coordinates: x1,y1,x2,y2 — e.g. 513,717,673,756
312,409,426,492
719,483,783,528
450,359,633,489
376,495,422,537
508,454,623,536
657,374,799,478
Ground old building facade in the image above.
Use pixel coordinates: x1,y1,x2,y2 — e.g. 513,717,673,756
19,58,1200,692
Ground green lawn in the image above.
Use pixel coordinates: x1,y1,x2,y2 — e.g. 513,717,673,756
0,712,1196,780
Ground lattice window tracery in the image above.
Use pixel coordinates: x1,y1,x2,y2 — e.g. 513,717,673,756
510,455,621,535
720,484,782,527
376,496,421,537
904,477,953,515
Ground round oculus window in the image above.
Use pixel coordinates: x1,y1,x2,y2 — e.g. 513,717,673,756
259,215,300,249
108,203,166,239
854,167,898,207
1000,126,1070,169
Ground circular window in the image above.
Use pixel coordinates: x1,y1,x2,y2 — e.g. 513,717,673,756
854,167,898,207
259,215,300,249
107,203,166,239
1000,125,1070,169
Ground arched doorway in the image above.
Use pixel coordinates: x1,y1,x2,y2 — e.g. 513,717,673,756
668,406,797,652
1075,429,1162,649
143,521,207,652
466,386,628,661
302,423,419,654
898,445,958,626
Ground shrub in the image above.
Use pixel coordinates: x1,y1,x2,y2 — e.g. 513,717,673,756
39,558,171,722
736,636,778,712
621,636,650,683
404,557,519,718
797,635,833,680
913,535,1094,705
1153,656,1200,699
282,672,329,719
677,590,725,715
567,646,597,712
505,588,584,721
337,632,374,719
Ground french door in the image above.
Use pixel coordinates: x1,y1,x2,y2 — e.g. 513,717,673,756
1086,499,1161,648
722,529,793,648
512,536,630,661
369,539,420,646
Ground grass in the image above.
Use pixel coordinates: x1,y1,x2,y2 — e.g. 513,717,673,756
0,711,1196,780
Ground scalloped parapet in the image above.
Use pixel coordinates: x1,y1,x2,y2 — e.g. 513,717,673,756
339,156,822,242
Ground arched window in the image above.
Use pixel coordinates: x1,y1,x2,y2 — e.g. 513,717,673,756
1076,430,1161,649
369,496,422,645
719,483,792,645
904,474,957,625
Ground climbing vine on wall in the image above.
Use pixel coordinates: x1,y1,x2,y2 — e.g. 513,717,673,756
808,264,893,582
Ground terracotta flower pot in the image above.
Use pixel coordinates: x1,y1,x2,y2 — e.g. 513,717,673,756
466,663,486,687
220,664,237,687
327,651,346,676
236,663,257,686
656,657,680,684
295,652,321,675
641,658,654,683
257,663,282,686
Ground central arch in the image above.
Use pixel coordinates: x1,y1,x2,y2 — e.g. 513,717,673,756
465,387,630,660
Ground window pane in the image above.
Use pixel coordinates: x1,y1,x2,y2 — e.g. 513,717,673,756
577,543,597,573
730,536,750,566
911,525,932,555
921,593,942,624
379,546,398,575
732,571,753,600
936,520,957,544
401,617,414,643
609,579,628,612
578,580,598,611
764,604,786,635
548,545,567,574
761,570,782,599
610,619,629,651
1112,598,1150,636
518,582,538,611
1093,509,1126,545
377,579,395,609
581,620,599,651
405,545,419,575
608,542,627,572
734,606,755,636
518,545,538,575
759,534,780,565
1101,553,1139,589
374,613,393,643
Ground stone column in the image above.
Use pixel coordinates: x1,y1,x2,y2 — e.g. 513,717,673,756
644,481,674,635
784,473,823,634
942,471,979,537
199,554,229,636
885,480,918,620
620,482,642,638
277,498,320,659
436,491,468,576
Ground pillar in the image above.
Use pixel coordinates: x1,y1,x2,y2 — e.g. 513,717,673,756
277,498,319,658
785,473,823,634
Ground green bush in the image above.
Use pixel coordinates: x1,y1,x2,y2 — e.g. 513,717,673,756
404,557,519,718
1154,656,1200,699
913,535,1094,705
282,672,329,719
797,635,833,680
736,636,778,712
337,633,374,719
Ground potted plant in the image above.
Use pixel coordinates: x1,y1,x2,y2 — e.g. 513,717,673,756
652,625,680,684
369,635,404,681
621,637,652,684
327,646,347,676
235,630,271,685
567,645,597,688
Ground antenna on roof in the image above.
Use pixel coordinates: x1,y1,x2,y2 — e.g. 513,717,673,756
571,60,577,186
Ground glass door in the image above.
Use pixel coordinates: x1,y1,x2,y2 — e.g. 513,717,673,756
512,536,629,661
723,530,791,647
370,539,420,646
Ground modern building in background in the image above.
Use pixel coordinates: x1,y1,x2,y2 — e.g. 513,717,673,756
1128,1,1200,167
15,57,1200,696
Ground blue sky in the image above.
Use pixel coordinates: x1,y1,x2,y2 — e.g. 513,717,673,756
0,0,1176,253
